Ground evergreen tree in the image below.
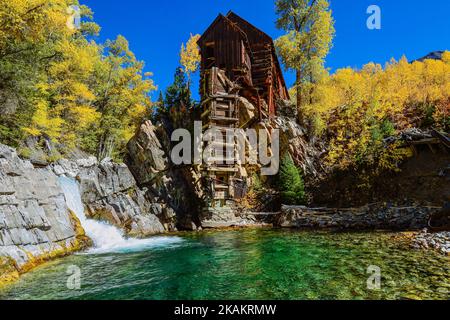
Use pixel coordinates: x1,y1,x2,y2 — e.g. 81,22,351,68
157,91,166,113
165,67,192,129
165,68,191,109
151,91,166,123
278,154,306,205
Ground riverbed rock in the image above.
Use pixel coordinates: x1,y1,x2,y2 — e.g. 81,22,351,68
411,229,450,255
0,143,90,283
200,201,262,229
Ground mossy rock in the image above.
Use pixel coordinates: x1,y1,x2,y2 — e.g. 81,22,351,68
69,209,93,249
0,257,20,287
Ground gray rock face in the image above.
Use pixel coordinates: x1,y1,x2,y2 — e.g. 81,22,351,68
50,157,166,237
270,115,325,179
278,204,442,230
126,120,202,230
0,144,86,273
126,121,168,185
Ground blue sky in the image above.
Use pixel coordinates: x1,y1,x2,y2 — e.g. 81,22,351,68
82,0,450,100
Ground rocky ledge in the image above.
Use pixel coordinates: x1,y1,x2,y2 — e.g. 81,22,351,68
277,204,443,230
50,157,169,237
0,144,91,284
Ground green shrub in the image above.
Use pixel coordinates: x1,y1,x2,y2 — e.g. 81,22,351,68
278,154,306,205
17,147,32,159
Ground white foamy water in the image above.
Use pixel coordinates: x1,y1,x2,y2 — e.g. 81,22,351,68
58,176,183,254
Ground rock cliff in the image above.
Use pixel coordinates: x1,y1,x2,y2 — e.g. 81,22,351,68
0,139,178,284
50,156,167,237
126,120,202,230
0,144,90,284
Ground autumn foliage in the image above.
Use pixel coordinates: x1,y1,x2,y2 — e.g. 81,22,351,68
0,0,155,160
300,53,450,171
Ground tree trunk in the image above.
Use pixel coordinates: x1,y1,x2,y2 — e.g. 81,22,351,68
296,70,303,123
97,133,115,161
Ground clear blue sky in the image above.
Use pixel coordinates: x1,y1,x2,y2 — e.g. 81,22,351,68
82,0,450,101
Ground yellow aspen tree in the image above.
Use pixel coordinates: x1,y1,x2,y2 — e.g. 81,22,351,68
180,33,201,87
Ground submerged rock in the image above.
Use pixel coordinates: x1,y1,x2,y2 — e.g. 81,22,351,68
411,229,450,255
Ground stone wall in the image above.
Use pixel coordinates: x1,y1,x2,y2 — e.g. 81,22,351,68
277,204,442,230
0,144,90,283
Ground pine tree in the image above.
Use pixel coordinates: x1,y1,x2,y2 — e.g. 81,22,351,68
152,91,166,121
165,67,192,130
278,154,306,205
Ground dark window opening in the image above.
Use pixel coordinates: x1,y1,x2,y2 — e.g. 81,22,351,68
205,43,215,68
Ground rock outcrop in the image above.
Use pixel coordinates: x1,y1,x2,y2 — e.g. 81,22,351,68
270,115,325,179
277,204,442,231
50,156,167,237
126,120,202,230
0,144,90,284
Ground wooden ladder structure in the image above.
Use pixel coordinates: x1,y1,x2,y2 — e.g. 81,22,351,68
201,68,241,205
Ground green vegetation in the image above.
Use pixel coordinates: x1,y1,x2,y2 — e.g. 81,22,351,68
278,154,306,205
1,0,448,176
275,0,449,174
154,67,195,131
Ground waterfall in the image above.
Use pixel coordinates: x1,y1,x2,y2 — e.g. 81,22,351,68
58,176,182,254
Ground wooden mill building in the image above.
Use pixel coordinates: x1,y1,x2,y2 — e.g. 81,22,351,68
198,12,289,210
198,11,289,115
